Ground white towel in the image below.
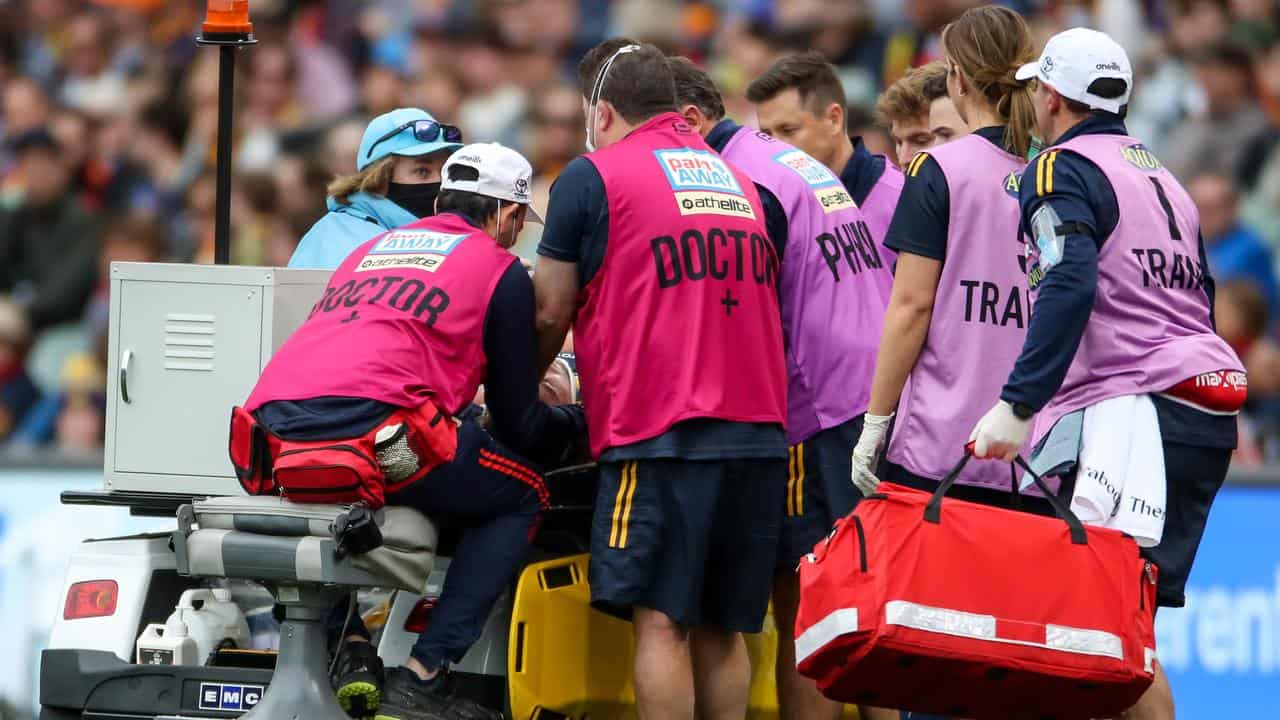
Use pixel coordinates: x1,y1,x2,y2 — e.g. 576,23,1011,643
1070,394,1166,547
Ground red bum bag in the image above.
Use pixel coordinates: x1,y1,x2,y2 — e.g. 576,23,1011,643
228,400,459,509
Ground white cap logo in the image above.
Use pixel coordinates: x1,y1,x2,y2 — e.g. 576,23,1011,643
1016,27,1133,115
441,142,544,224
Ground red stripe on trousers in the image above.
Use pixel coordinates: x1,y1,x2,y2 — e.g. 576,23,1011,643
479,448,541,483
478,456,549,508
478,449,549,504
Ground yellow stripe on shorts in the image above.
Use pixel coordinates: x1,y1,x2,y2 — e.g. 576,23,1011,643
618,462,638,548
609,462,633,548
786,446,796,516
794,442,805,516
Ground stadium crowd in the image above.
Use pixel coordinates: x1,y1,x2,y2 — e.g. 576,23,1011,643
0,0,1279,460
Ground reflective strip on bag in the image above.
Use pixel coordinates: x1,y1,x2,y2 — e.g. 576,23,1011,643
795,608,860,665
1045,624,1125,660
883,600,1125,661
885,600,994,641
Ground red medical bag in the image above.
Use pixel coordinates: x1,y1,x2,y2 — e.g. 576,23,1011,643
795,455,1157,719
228,400,458,509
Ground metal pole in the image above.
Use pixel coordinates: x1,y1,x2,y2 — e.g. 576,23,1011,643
214,44,236,266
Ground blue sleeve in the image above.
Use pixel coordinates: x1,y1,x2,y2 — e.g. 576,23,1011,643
288,213,381,270
287,226,328,268
883,153,949,261
1017,149,1111,236
536,156,609,287
1000,233,1098,410
1000,150,1113,411
483,262,586,466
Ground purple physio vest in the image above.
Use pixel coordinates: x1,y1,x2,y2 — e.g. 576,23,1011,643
1026,134,1243,444
721,127,892,443
886,136,1030,488
860,160,904,300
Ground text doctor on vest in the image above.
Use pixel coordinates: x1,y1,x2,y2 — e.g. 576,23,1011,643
244,142,584,720
668,57,897,720
289,107,463,269
533,39,789,720
968,29,1246,720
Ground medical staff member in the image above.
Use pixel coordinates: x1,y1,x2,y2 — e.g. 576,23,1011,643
746,51,903,266
851,6,1040,505
243,143,583,720
968,29,1245,720
534,39,788,720
668,57,896,720
289,107,462,268
874,61,969,169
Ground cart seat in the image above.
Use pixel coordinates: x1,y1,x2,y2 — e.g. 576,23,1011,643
172,495,438,720
176,495,437,592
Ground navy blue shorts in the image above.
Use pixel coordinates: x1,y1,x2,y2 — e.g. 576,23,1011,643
588,458,785,632
779,415,865,567
1142,441,1230,608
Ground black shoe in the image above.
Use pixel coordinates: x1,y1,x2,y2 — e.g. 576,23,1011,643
374,667,502,720
332,640,385,718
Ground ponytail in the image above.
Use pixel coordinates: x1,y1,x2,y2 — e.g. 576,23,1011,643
941,5,1038,158
1001,73,1037,160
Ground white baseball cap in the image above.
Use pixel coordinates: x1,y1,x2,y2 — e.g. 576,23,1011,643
1015,27,1133,114
441,142,544,224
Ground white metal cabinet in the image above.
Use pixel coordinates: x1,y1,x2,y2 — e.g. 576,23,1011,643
104,263,330,495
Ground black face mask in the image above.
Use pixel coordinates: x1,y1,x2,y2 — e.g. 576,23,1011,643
386,182,441,219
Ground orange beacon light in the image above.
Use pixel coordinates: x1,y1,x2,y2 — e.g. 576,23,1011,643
199,0,254,40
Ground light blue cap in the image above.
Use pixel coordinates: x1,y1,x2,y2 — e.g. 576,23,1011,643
357,108,462,171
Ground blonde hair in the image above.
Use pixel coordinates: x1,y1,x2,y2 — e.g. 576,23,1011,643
326,155,397,205
940,5,1038,159
875,61,948,127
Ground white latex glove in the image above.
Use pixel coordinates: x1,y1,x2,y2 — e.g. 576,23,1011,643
851,412,893,496
968,400,1030,461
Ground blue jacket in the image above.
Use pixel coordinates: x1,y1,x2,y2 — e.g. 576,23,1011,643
287,192,418,269
1207,222,1279,316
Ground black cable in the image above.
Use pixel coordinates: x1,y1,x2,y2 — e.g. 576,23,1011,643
328,590,358,677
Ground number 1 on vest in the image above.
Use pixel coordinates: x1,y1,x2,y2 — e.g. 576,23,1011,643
1149,177,1183,243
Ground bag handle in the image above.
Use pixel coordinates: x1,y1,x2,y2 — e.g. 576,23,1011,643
1008,463,1022,511
923,448,1088,545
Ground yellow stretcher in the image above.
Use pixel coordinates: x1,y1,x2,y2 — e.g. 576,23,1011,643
506,553,859,720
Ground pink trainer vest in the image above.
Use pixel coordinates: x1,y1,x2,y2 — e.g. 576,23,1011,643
1027,134,1243,444
246,213,514,416
886,136,1030,488
721,127,891,443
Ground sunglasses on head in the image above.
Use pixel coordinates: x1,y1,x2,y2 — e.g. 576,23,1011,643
366,119,463,160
